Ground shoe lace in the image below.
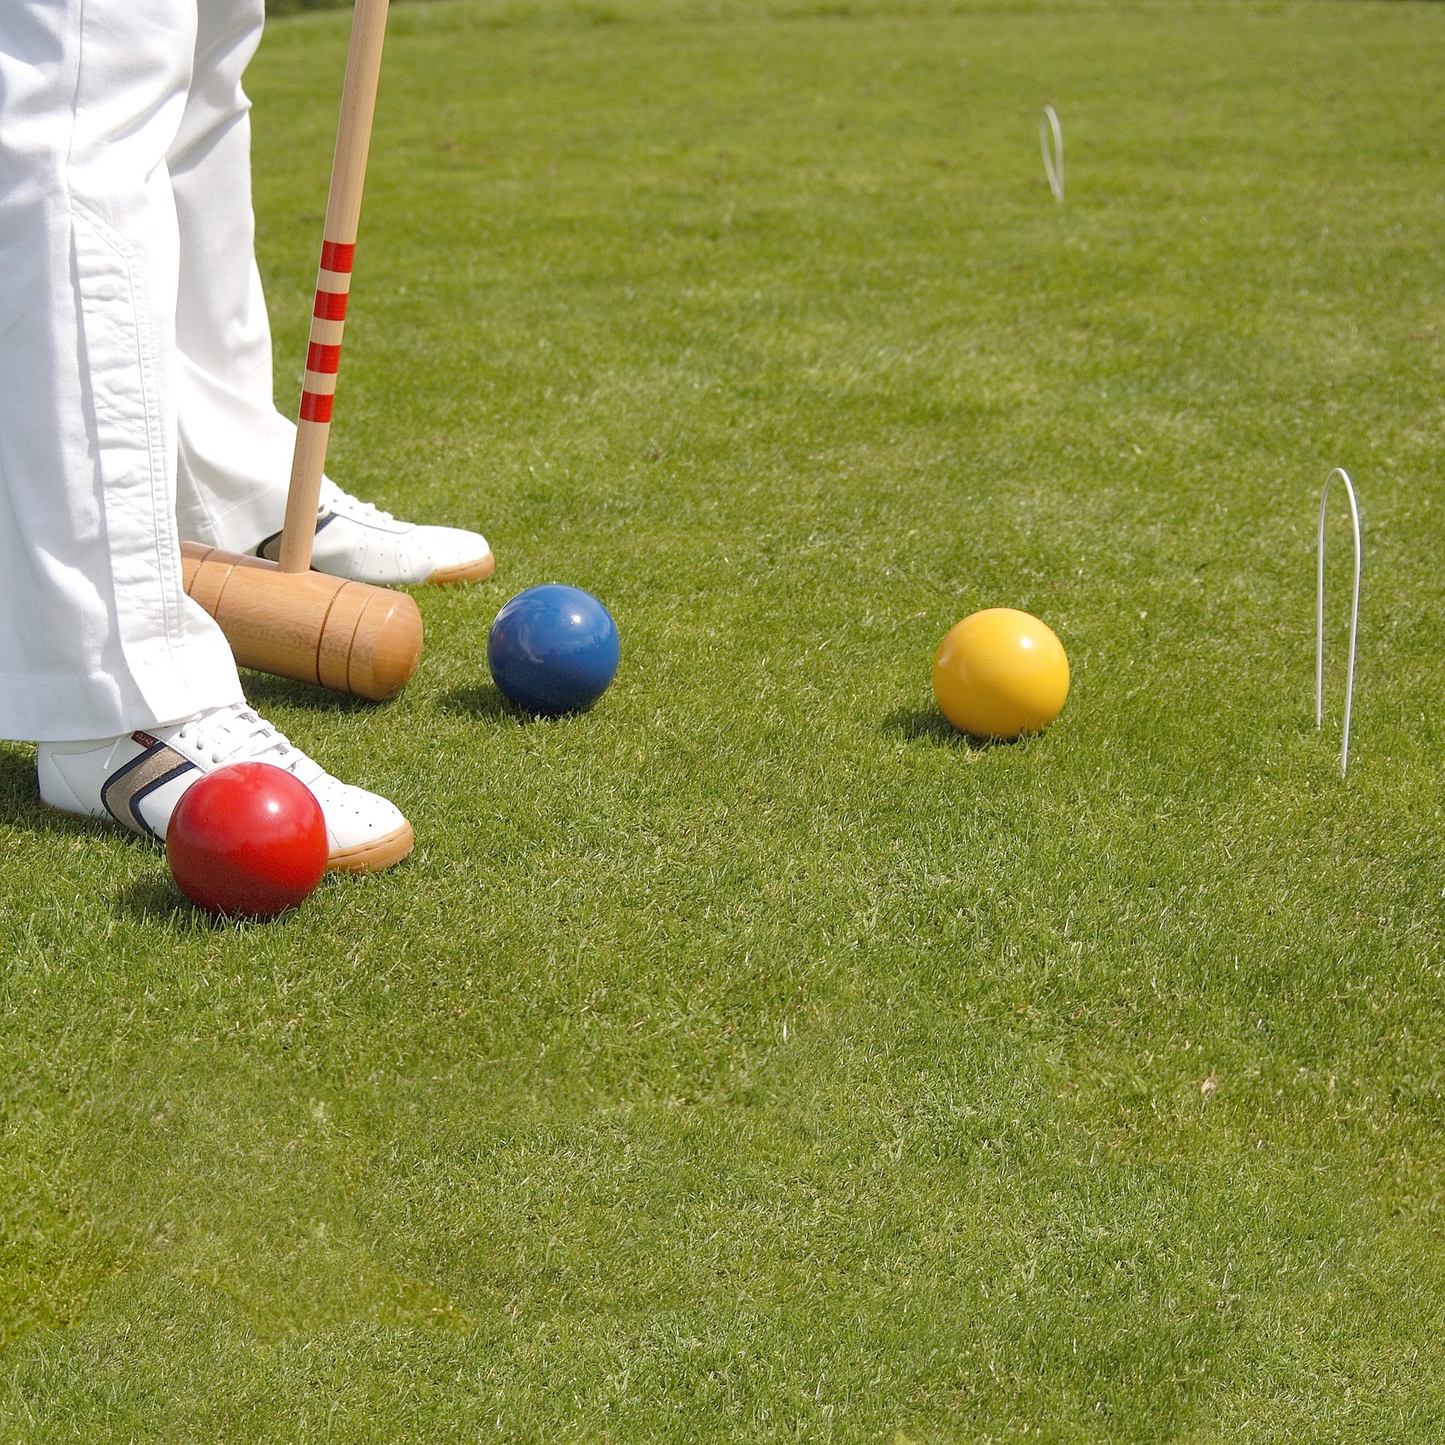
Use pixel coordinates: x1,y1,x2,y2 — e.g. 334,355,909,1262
320,482,396,526
176,704,304,772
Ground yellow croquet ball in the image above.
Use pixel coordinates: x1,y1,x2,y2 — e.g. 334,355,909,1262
932,608,1070,740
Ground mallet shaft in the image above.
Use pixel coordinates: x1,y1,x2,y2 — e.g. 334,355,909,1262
279,0,392,575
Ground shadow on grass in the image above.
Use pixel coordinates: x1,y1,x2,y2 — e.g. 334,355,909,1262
0,746,229,933
112,873,339,932
111,875,239,932
438,686,572,726
241,671,382,716
0,744,98,839
882,706,1015,752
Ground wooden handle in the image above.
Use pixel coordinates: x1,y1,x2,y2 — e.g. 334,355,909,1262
279,0,392,574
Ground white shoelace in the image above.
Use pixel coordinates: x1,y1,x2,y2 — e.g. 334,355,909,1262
174,704,304,772
320,482,398,526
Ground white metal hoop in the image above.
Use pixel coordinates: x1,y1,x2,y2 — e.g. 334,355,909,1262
1315,467,1361,775
1040,105,1064,204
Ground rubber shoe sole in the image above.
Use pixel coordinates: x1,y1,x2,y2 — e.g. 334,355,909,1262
326,819,415,873
428,550,495,585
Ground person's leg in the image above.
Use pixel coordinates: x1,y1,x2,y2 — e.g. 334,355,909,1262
170,0,495,585
168,0,295,554
0,0,244,743
0,0,412,869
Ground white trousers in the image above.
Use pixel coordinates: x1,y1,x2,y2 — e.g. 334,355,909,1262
0,0,311,741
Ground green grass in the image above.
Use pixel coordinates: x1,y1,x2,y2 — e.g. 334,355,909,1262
6,0,1445,1437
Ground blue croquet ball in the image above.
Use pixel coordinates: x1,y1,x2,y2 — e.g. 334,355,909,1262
487,584,620,714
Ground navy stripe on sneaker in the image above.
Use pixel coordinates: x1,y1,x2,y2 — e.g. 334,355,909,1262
255,511,337,564
99,737,199,841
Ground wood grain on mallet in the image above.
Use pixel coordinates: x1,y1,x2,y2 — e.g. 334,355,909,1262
180,544,422,702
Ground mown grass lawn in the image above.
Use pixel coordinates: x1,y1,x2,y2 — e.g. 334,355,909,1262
4,0,1445,1438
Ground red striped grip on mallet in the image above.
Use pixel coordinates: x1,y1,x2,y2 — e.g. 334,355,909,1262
297,241,355,425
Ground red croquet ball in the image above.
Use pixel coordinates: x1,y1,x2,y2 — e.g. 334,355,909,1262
166,762,328,919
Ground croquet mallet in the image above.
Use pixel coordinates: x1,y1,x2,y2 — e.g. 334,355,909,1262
179,0,422,703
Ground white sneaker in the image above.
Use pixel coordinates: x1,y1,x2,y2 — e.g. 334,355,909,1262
37,702,414,873
254,480,495,586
